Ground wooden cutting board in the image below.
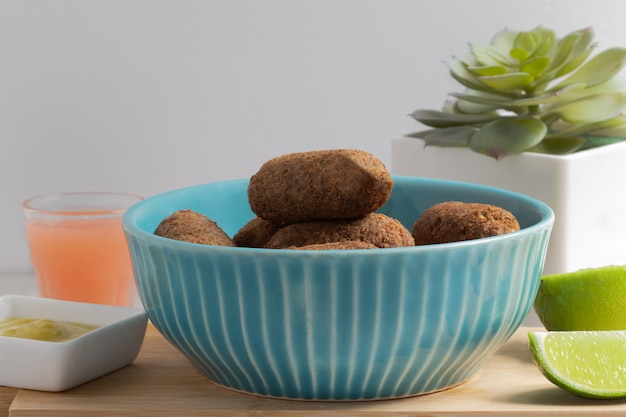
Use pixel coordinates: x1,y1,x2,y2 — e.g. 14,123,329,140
1,388,17,417
5,325,626,416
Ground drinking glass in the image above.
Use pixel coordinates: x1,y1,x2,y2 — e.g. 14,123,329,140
22,192,143,307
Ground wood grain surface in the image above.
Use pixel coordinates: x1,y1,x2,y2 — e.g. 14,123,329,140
0,388,17,417
4,325,626,416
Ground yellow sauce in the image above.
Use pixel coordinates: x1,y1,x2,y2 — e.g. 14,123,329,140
0,317,100,342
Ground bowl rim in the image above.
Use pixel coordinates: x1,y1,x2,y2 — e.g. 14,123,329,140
122,175,555,255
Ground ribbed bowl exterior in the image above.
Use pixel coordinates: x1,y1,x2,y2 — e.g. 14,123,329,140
123,176,554,400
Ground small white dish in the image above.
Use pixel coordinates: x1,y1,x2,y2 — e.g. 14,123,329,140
0,295,147,391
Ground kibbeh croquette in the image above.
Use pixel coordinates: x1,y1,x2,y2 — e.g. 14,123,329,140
265,213,415,249
247,149,393,226
154,209,236,247
287,241,378,250
232,216,280,248
412,201,520,245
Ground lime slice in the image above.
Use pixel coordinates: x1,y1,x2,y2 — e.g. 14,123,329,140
534,265,626,330
528,330,626,399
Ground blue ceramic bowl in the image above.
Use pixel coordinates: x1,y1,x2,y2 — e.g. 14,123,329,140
123,176,554,400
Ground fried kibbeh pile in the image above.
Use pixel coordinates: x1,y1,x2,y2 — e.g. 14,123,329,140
154,149,520,249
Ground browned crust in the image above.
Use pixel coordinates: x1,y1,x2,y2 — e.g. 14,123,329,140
154,209,236,247
233,217,280,248
266,213,415,249
248,149,393,226
412,201,520,245
286,241,378,250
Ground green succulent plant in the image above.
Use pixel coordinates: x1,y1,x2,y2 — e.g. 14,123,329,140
410,26,626,159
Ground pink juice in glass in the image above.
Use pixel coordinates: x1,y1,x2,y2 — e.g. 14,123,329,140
23,193,142,307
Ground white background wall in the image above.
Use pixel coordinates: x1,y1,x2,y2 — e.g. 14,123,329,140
2,0,626,272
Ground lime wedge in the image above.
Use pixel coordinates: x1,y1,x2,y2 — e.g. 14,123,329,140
528,330,626,399
534,265,626,330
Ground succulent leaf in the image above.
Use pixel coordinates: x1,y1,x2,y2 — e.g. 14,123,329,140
409,109,500,128
545,77,626,108
451,90,518,110
528,137,586,154
520,56,551,77
548,28,594,77
512,31,537,60
529,38,555,60
469,117,548,159
449,59,497,91
551,47,626,90
455,98,502,114
549,115,626,137
470,43,518,67
490,28,518,51
418,126,478,147
531,26,557,47
478,72,535,91
512,83,587,107
510,47,530,62
467,65,508,77
553,44,595,79
552,92,626,124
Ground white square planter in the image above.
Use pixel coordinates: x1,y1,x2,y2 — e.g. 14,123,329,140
392,137,626,277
